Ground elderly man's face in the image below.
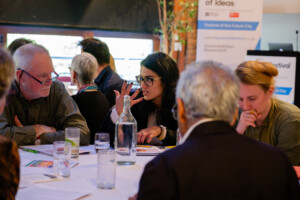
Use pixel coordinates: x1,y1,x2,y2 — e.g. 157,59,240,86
19,52,54,101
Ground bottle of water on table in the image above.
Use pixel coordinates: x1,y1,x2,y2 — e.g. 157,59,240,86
115,95,137,165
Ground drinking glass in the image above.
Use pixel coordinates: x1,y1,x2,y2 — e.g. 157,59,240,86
53,141,71,177
65,127,80,158
97,149,116,189
94,133,110,152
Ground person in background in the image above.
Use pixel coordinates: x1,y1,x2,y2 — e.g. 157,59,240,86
109,54,117,72
235,61,300,166
70,52,110,144
130,61,300,200
105,52,179,146
7,38,35,55
78,38,123,108
0,48,20,199
0,43,90,145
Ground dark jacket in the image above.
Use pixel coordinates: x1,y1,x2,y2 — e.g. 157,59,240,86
137,120,300,200
94,65,123,108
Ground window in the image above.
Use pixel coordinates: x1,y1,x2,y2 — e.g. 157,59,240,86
7,33,154,83
96,37,153,81
7,33,82,77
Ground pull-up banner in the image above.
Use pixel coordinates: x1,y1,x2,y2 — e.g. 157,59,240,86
246,51,300,106
196,0,263,70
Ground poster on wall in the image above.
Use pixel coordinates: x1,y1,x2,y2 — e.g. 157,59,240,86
246,52,298,105
196,0,263,70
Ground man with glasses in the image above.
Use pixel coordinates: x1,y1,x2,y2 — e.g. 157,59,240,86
132,61,300,200
0,44,90,145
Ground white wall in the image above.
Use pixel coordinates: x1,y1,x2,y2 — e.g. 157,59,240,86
261,0,300,51
261,13,300,51
263,0,300,13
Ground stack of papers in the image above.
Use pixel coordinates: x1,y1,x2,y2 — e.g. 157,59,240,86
16,185,91,200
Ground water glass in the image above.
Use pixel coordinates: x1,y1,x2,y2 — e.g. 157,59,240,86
97,149,116,189
94,133,110,152
53,141,71,177
65,127,80,158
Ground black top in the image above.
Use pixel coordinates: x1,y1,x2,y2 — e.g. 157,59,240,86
131,100,177,145
72,91,110,144
99,99,178,147
94,65,123,108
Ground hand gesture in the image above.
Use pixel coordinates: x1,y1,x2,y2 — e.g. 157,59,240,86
114,81,143,115
137,126,162,144
236,110,259,134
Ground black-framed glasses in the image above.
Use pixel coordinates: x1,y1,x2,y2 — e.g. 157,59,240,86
135,75,161,87
171,104,177,120
18,68,59,85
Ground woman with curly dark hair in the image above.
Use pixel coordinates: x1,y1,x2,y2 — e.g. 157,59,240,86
108,52,179,146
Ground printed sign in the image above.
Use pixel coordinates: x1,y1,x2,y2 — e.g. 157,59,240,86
196,0,263,70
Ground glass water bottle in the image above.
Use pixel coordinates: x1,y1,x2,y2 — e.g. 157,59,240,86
115,95,137,165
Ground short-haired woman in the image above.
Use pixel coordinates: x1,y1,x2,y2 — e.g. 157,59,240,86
70,52,110,144
235,60,300,165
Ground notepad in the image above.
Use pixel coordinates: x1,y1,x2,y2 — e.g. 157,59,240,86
16,184,91,200
136,145,163,156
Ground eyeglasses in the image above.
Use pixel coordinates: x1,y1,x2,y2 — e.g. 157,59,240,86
18,68,59,85
135,75,161,87
171,104,177,120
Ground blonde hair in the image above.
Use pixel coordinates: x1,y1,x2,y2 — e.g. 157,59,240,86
235,61,278,92
0,48,15,99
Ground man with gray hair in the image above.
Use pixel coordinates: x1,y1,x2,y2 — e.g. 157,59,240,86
133,61,300,200
0,43,90,145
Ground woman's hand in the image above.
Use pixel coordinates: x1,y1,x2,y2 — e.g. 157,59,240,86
236,110,258,134
137,126,162,144
114,81,143,115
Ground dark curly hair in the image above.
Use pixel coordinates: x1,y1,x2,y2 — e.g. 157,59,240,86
140,52,179,125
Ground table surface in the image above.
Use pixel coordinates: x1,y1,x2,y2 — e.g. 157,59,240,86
16,145,155,200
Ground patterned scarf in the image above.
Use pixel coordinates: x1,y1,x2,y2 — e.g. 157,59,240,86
77,83,98,94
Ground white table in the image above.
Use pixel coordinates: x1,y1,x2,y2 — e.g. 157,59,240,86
16,145,154,200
